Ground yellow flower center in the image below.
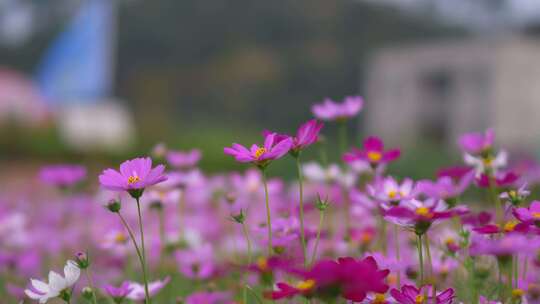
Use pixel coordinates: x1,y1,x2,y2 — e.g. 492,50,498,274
532,212,540,219
373,293,386,303
388,190,397,199
512,288,525,298
387,273,398,286
256,257,268,271
254,147,267,159
295,279,316,291
114,232,127,243
509,190,517,198
445,238,455,246
504,221,518,232
415,295,425,304
415,207,432,218
367,151,382,162
483,156,494,167
127,175,140,185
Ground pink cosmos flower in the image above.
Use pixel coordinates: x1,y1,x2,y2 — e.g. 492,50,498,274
126,277,170,300
469,235,538,257
390,285,455,304
416,171,474,202
476,171,519,188
311,96,364,121
98,157,167,195
368,177,415,204
458,128,495,155
166,149,201,168
39,165,87,188
473,220,530,235
500,184,530,206
343,136,400,167
223,133,293,168
290,119,324,153
514,200,540,225
266,256,389,302
103,282,132,303
437,165,474,180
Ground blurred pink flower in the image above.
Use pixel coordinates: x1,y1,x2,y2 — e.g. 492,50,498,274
39,165,86,188
166,149,201,168
343,136,400,167
458,128,495,155
126,276,170,300
311,96,363,121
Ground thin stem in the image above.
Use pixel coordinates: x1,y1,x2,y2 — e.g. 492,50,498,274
135,198,151,304
424,233,435,301
241,220,253,304
117,212,144,271
261,169,273,256
394,224,401,287
84,270,98,304
158,207,165,253
514,255,519,289
522,256,528,280
417,234,424,286
295,156,307,267
310,210,325,265
488,174,503,226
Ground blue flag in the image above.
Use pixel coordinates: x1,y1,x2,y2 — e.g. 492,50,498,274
35,0,115,105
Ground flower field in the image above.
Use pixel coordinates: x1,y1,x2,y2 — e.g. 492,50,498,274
3,96,540,304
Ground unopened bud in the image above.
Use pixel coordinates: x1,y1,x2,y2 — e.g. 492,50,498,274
81,287,94,300
231,209,246,224
106,199,121,213
75,252,90,269
315,193,330,211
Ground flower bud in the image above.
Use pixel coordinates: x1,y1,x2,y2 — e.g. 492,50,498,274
106,199,122,213
81,287,94,300
315,193,330,212
231,209,246,224
75,252,90,269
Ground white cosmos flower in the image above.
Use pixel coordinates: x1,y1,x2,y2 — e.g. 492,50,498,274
464,150,507,177
25,260,80,303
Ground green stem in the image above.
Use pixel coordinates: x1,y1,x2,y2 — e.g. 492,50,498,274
117,212,145,272
84,270,98,304
261,169,273,256
488,174,503,226
417,234,424,286
296,156,307,267
241,221,252,304
514,255,519,289
310,210,325,265
394,224,401,287
523,256,528,280
424,233,435,300
135,198,151,304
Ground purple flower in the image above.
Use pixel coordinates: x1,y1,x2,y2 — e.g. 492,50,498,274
343,136,400,167
175,244,216,280
416,171,474,201
126,277,170,300
476,171,518,188
368,176,415,204
390,285,455,304
223,133,293,168
311,96,364,121
469,234,538,257
500,184,530,206
514,200,540,225
39,165,86,188
166,149,201,168
291,119,324,153
98,157,167,195
103,282,132,303
458,128,495,155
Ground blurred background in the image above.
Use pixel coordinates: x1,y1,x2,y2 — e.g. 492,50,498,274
1,0,540,178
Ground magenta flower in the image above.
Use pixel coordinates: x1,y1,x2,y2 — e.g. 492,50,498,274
266,256,389,302
166,149,201,168
343,136,400,167
514,200,540,225
437,165,474,180
368,176,415,204
39,165,86,188
390,285,455,304
416,171,474,202
290,119,324,153
476,171,518,188
223,133,293,169
103,282,132,303
311,96,364,121
98,157,167,197
458,128,495,155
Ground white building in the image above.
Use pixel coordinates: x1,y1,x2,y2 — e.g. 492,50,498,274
365,35,540,150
